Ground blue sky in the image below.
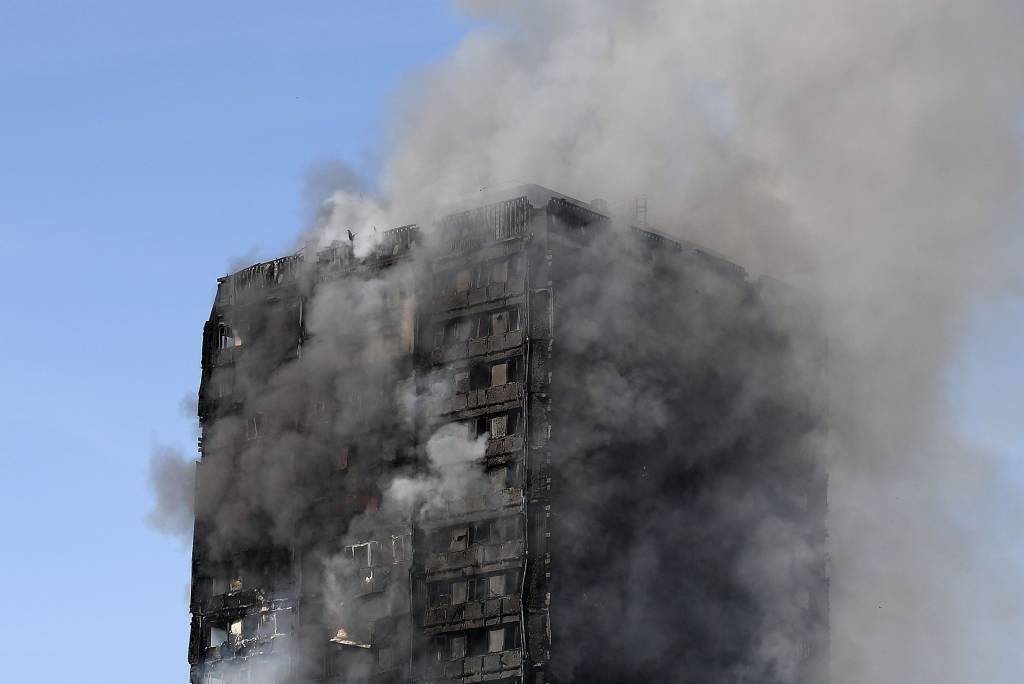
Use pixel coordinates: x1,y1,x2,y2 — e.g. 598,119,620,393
0,3,472,681
0,2,1019,683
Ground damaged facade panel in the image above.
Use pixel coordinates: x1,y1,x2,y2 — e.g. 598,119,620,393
189,184,828,683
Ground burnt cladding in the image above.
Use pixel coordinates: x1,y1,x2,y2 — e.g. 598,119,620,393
188,185,829,683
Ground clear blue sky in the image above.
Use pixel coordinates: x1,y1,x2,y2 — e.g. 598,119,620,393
0,3,1018,683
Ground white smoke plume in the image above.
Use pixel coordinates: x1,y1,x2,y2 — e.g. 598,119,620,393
386,422,490,516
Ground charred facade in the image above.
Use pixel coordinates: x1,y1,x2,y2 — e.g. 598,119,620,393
188,186,829,683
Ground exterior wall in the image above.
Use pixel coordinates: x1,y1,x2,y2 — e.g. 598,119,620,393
191,236,422,684
188,189,828,684
543,209,828,683
411,199,538,684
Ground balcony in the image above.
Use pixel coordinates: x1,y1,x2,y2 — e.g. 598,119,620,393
464,649,523,678
203,627,290,663
422,649,524,681
423,595,522,631
215,254,302,306
432,278,525,313
431,329,525,364
443,382,523,415
484,434,523,460
199,588,266,615
425,541,525,574
421,488,523,522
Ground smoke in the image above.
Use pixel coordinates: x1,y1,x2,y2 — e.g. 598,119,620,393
363,2,1021,682
146,444,195,541
386,422,490,517
148,0,1024,681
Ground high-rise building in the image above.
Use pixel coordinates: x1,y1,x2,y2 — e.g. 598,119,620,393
188,185,828,684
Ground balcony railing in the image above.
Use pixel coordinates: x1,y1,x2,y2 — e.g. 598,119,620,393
424,594,522,630
425,540,525,574
432,278,525,313
199,588,266,615
423,648,524,680
421,488,523,522
439,196,531,255
443,382,523,414
431,329,525,364
216,255,302,306
484,434,523,460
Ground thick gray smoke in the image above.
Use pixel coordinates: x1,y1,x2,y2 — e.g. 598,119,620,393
146,444,196,540
149,1,1024,682
361,2,1022,681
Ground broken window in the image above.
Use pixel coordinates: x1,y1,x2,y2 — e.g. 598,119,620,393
471,415,488,438
451,635,467,660
467,630,489,656
467,573,509,601
209,625,227,648
489,573,507,598
449,527,470,552
468,362,490,390
490,311,509,336
430,529,448,554
229,619,243,639
218,322,242,349
345,541,380,568
444,316,474,343
453,371,470,394
451,580,468,605
243,614,260,639
228,577,243,593
489,362,508,387
430,636,446,662
473,520,492,545
468,576,486,602
488,627,505,653
429,582,450,607
258,612,277,638
504,463,523,489
391,534,407,563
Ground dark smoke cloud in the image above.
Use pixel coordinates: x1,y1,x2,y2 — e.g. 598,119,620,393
146,444,196,541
